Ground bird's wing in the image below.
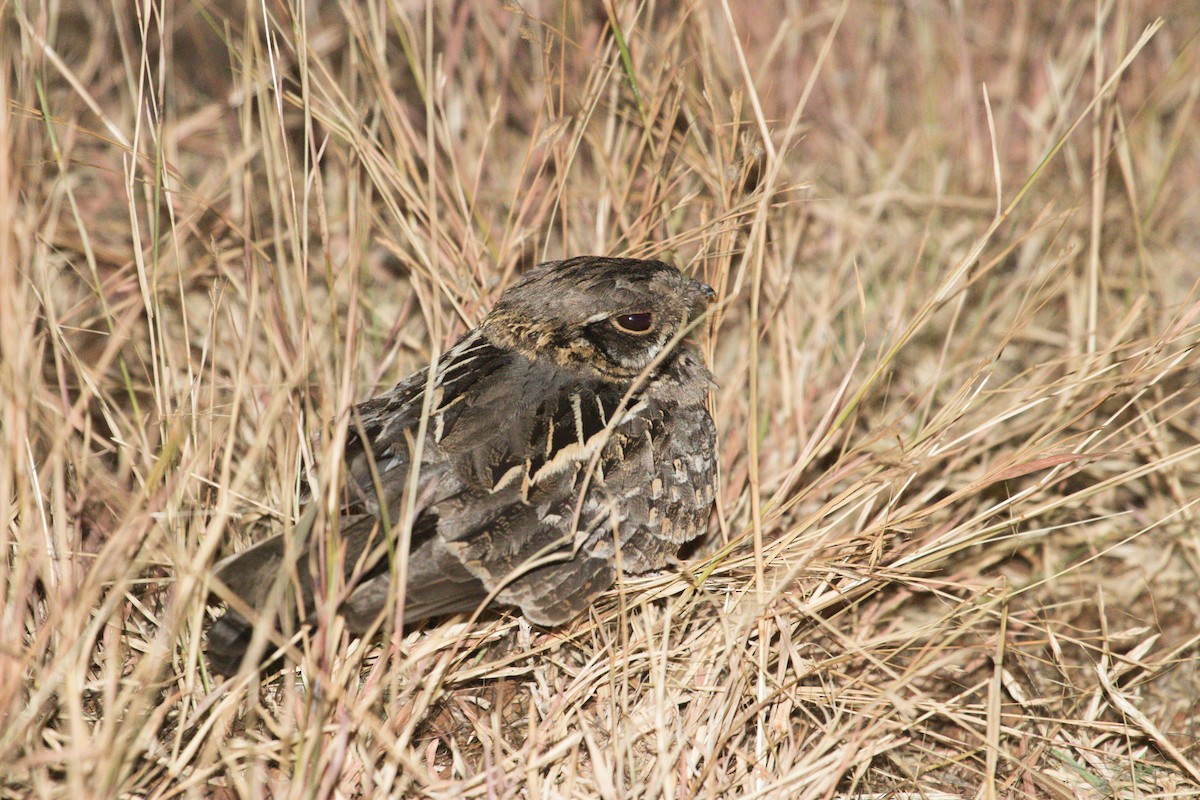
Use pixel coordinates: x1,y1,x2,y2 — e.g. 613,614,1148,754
208,332,505,647
211,329,687,653
411,375,658,625
433,350,717,625
340,329,502,517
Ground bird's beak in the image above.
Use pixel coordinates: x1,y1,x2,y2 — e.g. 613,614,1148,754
688,280,717,320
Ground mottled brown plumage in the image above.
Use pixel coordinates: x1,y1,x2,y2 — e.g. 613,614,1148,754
206,256,717,673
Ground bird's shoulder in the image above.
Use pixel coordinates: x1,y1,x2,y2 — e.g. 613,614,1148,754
341,329,668,509
341,329,509,506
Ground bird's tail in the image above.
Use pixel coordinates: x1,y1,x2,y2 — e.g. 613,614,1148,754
205,610,257,676
205,525,295,675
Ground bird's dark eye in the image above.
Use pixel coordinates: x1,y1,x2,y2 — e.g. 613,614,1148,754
611,312,654,334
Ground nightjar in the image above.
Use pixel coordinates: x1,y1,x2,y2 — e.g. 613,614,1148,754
206,256,717,673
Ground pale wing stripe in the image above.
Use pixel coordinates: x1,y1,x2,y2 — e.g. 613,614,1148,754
489,463,524,493
529,399,647,486
433,330,486,385
571,393,585,442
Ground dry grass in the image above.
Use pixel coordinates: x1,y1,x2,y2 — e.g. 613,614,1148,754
4,0,1200,797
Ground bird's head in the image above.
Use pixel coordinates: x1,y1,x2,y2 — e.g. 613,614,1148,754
482,256,715,382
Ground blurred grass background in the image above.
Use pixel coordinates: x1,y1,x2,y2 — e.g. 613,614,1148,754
3,1,1200,797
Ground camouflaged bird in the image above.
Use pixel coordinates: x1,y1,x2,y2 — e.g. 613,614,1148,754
206,256,717,673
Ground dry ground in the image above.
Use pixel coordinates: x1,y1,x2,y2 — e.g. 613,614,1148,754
3,1,1200,797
